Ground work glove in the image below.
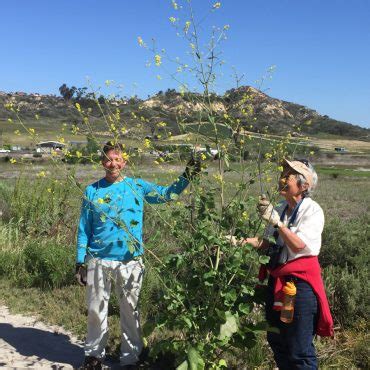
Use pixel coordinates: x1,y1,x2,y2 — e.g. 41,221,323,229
182,153,201,181
257,195,281,227
75,263,87,286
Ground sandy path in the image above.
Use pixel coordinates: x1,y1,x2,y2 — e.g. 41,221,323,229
0,305,84,369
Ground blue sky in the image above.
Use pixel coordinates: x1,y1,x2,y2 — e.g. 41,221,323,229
1,0,370,128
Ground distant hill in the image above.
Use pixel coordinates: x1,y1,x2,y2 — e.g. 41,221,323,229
0,87,369,141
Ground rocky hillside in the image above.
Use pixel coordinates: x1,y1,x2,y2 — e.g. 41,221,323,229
0,87,368,141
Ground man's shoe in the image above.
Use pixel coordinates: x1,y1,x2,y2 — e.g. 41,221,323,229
82,356,103,370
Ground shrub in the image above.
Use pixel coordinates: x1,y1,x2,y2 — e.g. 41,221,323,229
22,240,75,289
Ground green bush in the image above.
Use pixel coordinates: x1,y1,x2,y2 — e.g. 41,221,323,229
320,215,370,327
22,240,75,289
320,216,369,272
323,266,369,327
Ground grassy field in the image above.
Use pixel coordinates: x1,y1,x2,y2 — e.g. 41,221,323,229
0,159,368,369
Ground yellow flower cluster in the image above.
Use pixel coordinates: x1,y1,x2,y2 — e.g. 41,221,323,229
213,2,221,9
184,21,191,33
144,138,151,148
154,54,162,66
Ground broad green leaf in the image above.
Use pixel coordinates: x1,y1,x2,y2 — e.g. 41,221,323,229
238,303,251,314
219,311,238,340
218,359,227,368
187,346,205,370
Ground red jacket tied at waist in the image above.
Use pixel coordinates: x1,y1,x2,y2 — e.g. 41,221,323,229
260,256,334,337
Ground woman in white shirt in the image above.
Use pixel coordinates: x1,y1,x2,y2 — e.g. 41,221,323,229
244,159,332,369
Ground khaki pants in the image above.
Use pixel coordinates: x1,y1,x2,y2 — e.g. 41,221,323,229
84,257,144,365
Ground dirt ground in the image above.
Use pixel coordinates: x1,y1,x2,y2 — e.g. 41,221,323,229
0,305,84,369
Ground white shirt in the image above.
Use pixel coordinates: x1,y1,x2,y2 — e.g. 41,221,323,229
266,197,325,262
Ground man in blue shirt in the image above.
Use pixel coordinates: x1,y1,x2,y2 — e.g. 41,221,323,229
76,141,199,369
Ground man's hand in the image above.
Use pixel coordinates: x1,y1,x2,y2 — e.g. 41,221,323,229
257,196,281,227
182,154,201,181
75,263,87,286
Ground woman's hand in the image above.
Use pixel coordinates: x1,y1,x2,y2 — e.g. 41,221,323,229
225,235,263,249
244,237,263,249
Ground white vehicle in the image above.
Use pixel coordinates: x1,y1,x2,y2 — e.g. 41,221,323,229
0,149,10,153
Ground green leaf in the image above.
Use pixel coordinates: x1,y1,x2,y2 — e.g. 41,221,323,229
218,359,227,368
176,360,188,370
100,214,107,222
259,255,270,264
187,346,205,370
182,317,192,329
238,303,251,314
219,311,239,340
170,193,179,200
142,321,156,337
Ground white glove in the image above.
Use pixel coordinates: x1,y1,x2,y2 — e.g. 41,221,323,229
257,196,281,227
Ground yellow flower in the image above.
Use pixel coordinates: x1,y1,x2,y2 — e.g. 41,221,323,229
7,118,13,123
223,24,230,30
157,121,167,127
277,165,284,172
47,188,52,193
29,128,35,135
213,2,221,9
75,103,81,112
9,158,16,164
200,153,207,161
154,54,162,66
14,130,20,136
76,151,82,158
171,0,178,10
184,21,191,33
137,36,144,46
169,16,176,23
144,138,151,148
213,173,223,183
122,152,129,161
35,114,40,120
156,75,162,80
105,80,112,86
97,198,104,204
37,171,46,178
310,151,315,155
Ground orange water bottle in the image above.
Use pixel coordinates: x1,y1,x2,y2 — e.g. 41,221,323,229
280,281,297,323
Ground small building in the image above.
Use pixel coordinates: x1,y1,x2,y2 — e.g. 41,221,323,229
36,141,66,154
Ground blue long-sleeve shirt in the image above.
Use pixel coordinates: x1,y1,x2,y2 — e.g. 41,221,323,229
76,175,189,263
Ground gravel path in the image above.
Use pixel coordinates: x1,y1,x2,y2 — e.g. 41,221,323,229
0,306,84,369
